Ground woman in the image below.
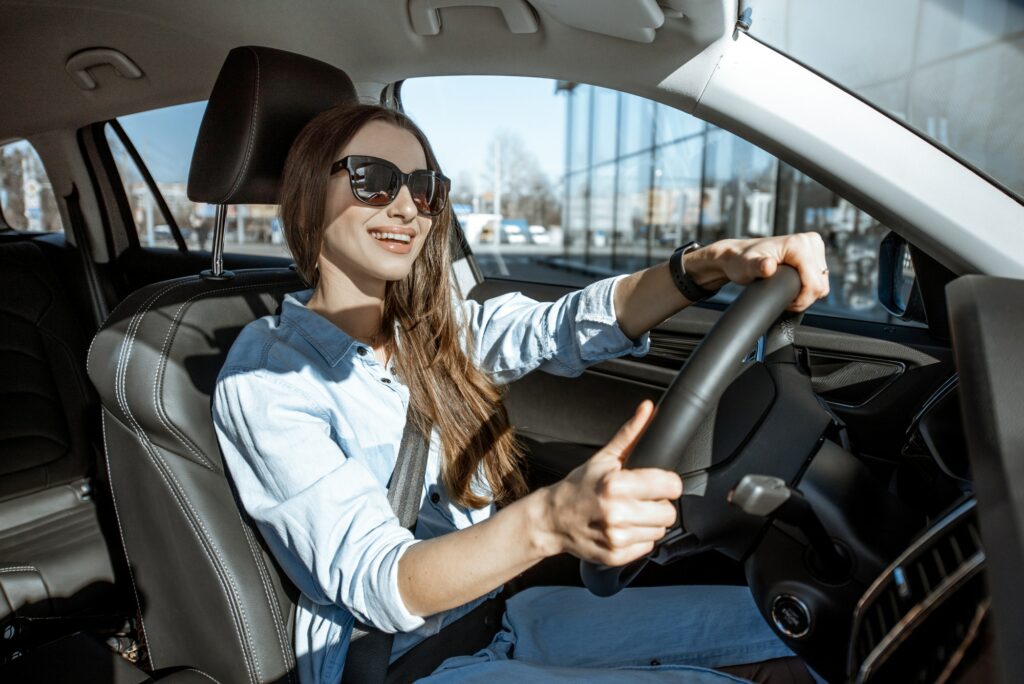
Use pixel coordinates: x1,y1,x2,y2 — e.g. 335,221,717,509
213,104,830,684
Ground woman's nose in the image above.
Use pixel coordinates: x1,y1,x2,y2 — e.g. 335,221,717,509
386,184,418,222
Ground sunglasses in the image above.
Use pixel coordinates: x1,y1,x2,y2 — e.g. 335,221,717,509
330,155,451,217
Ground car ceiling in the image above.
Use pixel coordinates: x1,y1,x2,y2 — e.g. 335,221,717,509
0,0,731,140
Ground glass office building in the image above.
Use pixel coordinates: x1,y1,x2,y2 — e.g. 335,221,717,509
558,0,1024,323
559,82,889,320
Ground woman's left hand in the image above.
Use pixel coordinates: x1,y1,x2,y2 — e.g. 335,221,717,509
687,233,831,312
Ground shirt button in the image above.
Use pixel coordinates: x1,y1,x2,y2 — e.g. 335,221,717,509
430,492,440,504
356,347,367,356
381,377,391,384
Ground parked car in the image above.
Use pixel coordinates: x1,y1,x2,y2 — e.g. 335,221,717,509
0,1,1021,683
500,218,529,244
528,225,550,244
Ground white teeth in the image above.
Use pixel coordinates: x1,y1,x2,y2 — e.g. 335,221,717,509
370,231,411,244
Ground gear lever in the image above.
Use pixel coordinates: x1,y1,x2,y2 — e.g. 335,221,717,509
728,474,848,581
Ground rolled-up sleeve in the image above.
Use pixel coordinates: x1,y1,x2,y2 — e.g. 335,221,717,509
462,275,649,383
213,368,425,634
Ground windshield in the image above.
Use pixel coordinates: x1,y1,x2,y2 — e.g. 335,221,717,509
748,0,1024,202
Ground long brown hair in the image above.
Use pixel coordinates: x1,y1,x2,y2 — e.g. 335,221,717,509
279,104,526,508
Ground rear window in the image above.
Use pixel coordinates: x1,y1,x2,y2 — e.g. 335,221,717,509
108,104,285,256
0,140,63,233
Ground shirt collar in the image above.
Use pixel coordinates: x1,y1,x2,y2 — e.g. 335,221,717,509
280,289,360,367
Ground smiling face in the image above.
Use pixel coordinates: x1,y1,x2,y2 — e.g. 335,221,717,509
317,120,435,294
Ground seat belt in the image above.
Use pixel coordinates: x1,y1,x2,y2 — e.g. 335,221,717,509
64,184,110,330
342,411,431,684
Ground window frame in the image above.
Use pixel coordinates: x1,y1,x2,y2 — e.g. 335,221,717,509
396,75,915,326
0,138,66,235
99,120,190,254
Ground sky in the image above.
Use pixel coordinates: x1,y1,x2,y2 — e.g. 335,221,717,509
117,76,567,191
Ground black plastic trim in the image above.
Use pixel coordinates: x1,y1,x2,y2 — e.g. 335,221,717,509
107,120,188,252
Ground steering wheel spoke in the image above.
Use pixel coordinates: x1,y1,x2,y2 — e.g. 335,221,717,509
581,267,805,597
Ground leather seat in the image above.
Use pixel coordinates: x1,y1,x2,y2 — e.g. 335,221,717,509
0,239,123,623
87,46,358,683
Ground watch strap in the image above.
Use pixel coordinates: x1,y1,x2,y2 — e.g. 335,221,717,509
670,242,718,303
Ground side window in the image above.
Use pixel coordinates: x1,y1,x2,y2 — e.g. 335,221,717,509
402,76,912,324
0,140,64,233
104,102,287,257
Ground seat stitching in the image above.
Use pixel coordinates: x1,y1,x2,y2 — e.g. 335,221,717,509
89,277,186,375
239,516,296,681
153,277,297,471
113,280,187,431
114,279,258,683
142,281,303,679
224,48,261,201
116,277,298,683
102,279,186,671
135,434,261,684
119,285,259,684
152,292,215,468
182,668,221,684
99,411,153,668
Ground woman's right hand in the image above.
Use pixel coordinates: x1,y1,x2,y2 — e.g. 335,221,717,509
397,400,683,618
537,400,684,567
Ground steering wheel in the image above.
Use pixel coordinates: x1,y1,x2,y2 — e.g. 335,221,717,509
581,266,804,597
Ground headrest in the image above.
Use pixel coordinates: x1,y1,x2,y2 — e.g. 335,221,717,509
187,46,358,205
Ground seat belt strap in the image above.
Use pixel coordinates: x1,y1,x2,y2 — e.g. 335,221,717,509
64,184,109,330
387,412,432,529
342,411,431,684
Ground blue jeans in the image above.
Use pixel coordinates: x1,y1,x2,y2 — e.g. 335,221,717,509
420,585,796,683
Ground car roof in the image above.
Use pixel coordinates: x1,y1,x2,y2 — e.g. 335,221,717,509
0,0,730,140
5,0,1023,279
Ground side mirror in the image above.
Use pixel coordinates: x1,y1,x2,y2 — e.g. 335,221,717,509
878,232,923,320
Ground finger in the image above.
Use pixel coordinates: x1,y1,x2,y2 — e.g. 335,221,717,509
598,400,655,464
788,262,831,311
598,499,678,529
788,237,827,311
758,256,778,279
594,524,673,551
599,540,658,568
599,468,683,501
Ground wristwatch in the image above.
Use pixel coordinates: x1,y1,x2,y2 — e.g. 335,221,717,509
669,241,718,303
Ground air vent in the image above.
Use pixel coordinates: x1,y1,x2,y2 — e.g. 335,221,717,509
849,498,987,682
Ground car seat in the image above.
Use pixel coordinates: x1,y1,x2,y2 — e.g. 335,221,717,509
86,46,356,684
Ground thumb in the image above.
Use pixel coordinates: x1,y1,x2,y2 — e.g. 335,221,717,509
595,400,655,466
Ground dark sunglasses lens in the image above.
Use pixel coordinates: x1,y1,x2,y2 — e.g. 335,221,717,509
409,173,447,215
351,162,399,205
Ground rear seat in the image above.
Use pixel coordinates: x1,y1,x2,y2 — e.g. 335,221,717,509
0,240,126,625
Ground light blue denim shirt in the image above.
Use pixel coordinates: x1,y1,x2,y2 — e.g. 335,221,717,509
212,276,649,684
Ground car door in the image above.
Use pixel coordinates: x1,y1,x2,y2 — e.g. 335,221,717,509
399,76,955,493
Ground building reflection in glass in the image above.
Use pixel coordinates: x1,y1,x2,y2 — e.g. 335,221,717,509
558,82,902,322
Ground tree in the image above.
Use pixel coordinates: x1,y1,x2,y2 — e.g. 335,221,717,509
451,170,476,209
481,131,560,226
